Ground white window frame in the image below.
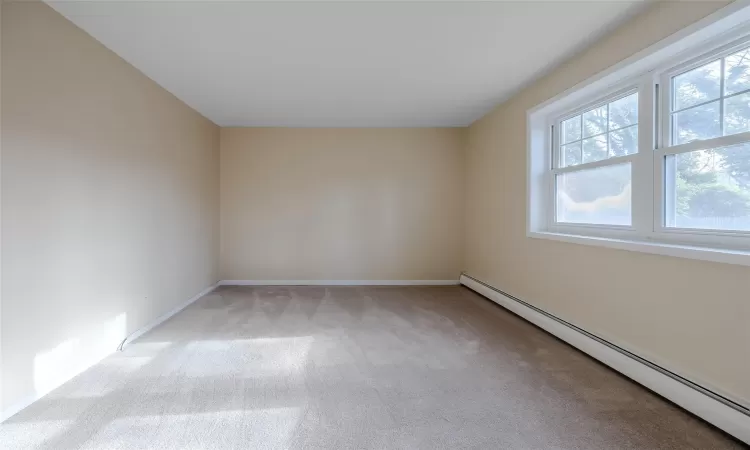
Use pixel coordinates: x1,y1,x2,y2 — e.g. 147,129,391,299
547,80,652,240
527,1,750,267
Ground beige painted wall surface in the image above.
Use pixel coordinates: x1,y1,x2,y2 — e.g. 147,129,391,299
1,2,220,412
465,1,750,405
221,128,465,281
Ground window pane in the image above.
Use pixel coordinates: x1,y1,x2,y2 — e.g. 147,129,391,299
582,135,608,163
561,142,581,167
582,105,607,138
724,48,750,96
667,143,750,231
672,100,720,145
556,163,632,226
609,125,638,157
561,116,581,144
608,93,638,130
673,60,721,111
724,91,750,136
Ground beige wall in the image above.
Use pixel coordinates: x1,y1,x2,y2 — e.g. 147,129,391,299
465,1,750,406
220,128,465,281
1,2,220,413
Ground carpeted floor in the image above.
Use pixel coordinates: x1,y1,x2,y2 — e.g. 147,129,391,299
0,285,743,449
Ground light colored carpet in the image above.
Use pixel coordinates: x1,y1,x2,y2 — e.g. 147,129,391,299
0,286,742,449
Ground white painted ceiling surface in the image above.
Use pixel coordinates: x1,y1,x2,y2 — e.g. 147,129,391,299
48,1,646,127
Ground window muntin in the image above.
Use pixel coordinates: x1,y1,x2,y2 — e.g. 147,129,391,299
670,46,750,145
558,92,639,168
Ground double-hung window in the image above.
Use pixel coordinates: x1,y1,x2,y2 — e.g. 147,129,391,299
659,42,750,237
530,22,750,260
553,89,640,228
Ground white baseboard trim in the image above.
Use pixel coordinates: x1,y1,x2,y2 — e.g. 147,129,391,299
219,279,460,286
119,282,218,350
0,282,218,424
460,273,750,445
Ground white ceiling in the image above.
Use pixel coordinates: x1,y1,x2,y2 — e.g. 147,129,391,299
48,1,647,127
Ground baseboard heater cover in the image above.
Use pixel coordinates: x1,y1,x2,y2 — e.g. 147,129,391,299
219,280,460,286
459,273,750,445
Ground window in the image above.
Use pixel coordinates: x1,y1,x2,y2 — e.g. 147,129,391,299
528,13,750,263
554,92,638,226
665,143,750,231
662,44,750,233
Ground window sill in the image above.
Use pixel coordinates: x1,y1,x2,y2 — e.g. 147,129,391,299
528,230,750,267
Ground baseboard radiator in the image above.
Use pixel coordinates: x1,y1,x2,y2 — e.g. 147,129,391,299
459,273,750,445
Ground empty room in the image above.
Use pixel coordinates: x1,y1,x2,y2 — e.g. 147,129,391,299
1,0,749,448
